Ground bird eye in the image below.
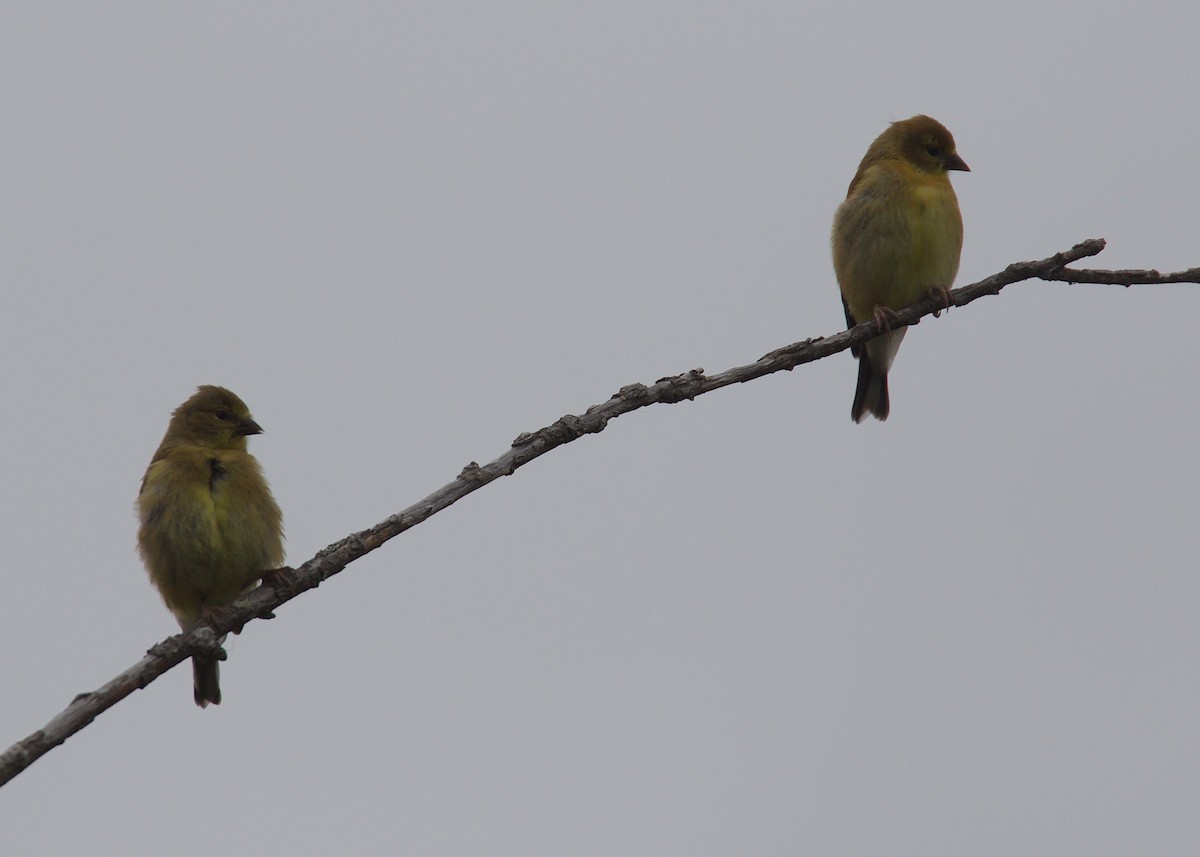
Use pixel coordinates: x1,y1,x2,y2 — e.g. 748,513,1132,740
924,145,941,158
215,409,231,421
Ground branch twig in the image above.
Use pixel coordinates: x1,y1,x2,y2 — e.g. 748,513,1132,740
5,237,1190,787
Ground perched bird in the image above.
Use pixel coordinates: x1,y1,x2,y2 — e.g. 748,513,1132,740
137,385,284,707
832,114,969,422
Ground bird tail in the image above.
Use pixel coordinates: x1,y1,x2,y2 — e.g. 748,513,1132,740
193,655,222,707
851,349,889,422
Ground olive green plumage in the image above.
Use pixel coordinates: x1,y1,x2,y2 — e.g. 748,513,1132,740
138,385,284,707
832,115,969,422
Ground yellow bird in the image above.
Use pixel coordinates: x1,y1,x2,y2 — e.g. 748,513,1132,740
137,386,284,707
832,115,969,422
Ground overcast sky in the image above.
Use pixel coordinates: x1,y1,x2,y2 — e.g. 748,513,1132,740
3,3,1198,855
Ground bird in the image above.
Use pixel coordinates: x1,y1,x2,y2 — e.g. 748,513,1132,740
831,114,969,422
137,385,284,707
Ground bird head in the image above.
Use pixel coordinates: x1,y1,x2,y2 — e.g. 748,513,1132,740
165,385,263,450
893,114,969,174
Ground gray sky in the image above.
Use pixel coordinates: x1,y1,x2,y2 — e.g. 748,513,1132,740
3,3,1198,855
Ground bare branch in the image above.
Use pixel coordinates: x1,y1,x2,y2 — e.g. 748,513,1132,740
1040,264,1200,285
3,237,1190,787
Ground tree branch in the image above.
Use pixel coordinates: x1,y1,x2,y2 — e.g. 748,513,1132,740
3,238,1189,787
1040,264,1200,285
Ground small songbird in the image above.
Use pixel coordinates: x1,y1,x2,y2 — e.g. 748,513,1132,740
137,386,284,707
832,115,969,422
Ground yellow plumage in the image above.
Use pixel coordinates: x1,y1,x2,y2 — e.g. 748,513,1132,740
137,385,284,707
832,115,968,422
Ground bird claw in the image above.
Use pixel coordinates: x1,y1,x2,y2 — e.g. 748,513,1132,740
929,285,954,317
261,566,300,599
199,604,246,636
872,305,901,332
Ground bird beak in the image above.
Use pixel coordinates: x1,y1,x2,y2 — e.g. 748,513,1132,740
946,153,970,172
236,417,264,436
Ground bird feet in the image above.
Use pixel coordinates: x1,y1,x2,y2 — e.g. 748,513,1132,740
198,604,245,635
929,285,954,318
872,305,901,332
258,566,301,615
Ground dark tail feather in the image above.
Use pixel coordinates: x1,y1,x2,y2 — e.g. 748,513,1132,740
851,350,890,423
193,655,222,708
